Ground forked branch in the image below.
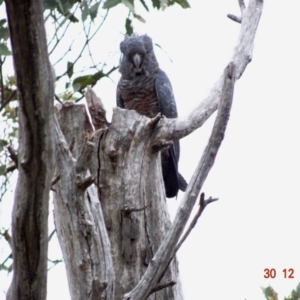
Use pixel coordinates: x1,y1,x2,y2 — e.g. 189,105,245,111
123,1,263,298
153,0,263,143
125,62,236,300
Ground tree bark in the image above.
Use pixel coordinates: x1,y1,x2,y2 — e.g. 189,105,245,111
53,101,184,299
52,1,263,298
53,103,115,299
5,0,55,299
4,0,263,299
97,108,184,299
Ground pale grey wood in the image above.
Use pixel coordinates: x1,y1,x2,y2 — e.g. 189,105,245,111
125,0,263,298
125,63,236,300
151,0,263,144
53,104,115,300
96,108,183,299
43,1,262,299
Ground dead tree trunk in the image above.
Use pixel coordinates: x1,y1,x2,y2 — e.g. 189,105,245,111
53,1,263,299
5,0,263,299
54,101,184,299
52,1,263,299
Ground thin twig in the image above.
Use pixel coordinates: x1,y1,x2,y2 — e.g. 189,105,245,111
7,145,18,167
0,90,17,112
227,14,241,23
175,193,218,252
148,281,176,296
0,57,4,107
56,10,109,80
48,229,56,242
238,0,246,11
227,0,246,23
4,164,17,174
125,61,237,300
51,174,61,187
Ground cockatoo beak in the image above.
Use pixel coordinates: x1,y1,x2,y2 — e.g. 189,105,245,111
133,53,142,68
133,54,142,73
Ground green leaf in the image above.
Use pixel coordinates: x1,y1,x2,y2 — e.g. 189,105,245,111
103,0,122,9
0,27,9,41
90,2,100,21
160,0,168,10
92,71,106,82
0,19,6,27
152,0,160,9
81,0,89,22
261,286,278,300
56,0,65,13
67,61,74,78
72,71,110,93
139,0,149,11
60,0,75,12
151,0,190,9
0,139,8,152
43,0,57,10
133,13,146,23
174,0,190,8
125,18,133,36
72,75,95,92
122,0,135,12
0,43,11,56
0,165,6,176
55,0,79,21
66,12,79,23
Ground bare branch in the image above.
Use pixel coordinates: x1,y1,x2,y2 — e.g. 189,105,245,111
56,10,109,80
85,86,109,129
1,229,12,249
4,164,17,174
121,204,150,214
227,14,241,23
175,193,218,252
76,174,94,190
51,174,60,187
48,229,56,242
238,0,246,11
53,107,115,299
148,112,162,128
47,258,63,271
227,0,246,23
148,281,177,296
152,140,173,153
155,194,218,285
152,0,263,144
7,145,18,167
0,57,5,107
0,253,13,273
125,61,236,300
48,11,74,55
0,90,16,112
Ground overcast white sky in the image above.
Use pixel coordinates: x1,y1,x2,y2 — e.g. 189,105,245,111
1,0,300,299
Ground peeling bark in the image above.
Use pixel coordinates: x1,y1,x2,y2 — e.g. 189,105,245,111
53,104,115,299
5,0,263,299
97,108,184,299
51,1,263,299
